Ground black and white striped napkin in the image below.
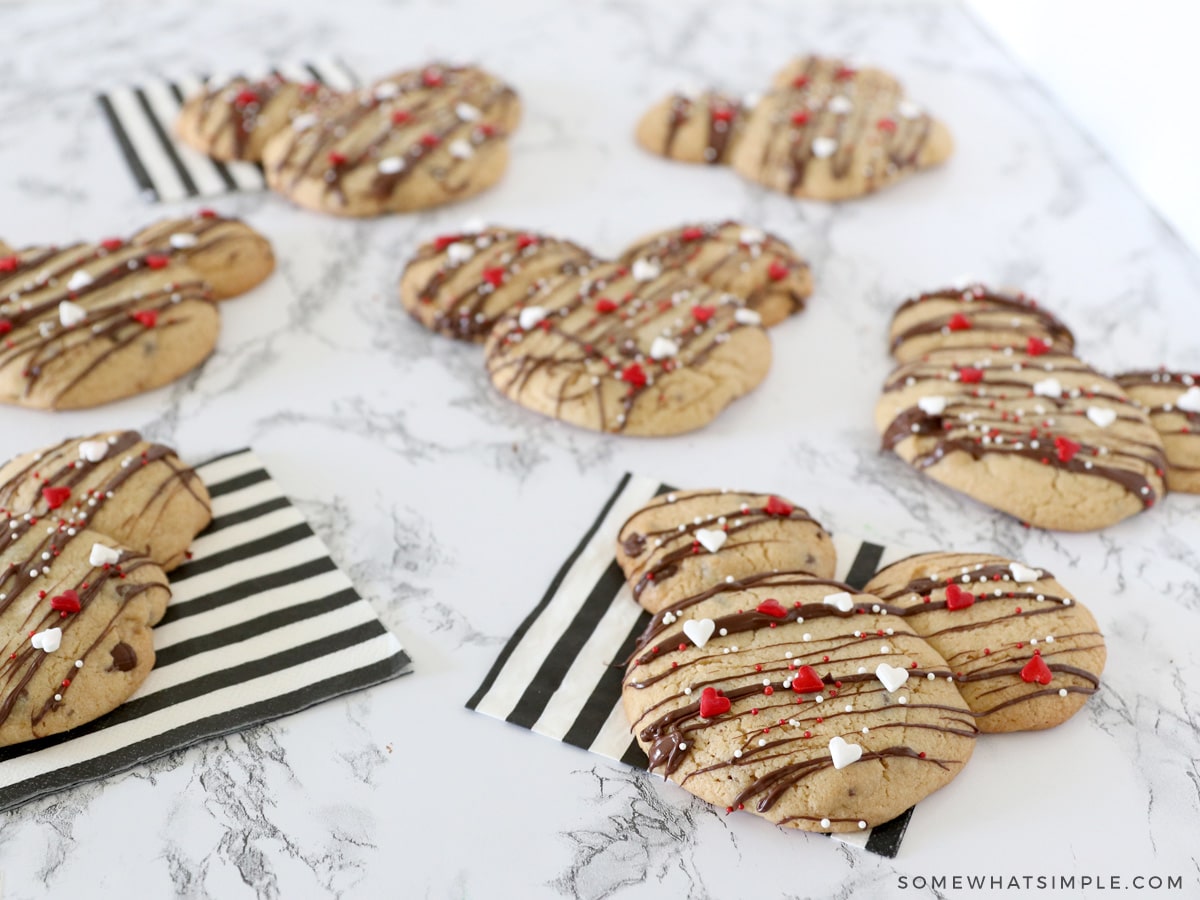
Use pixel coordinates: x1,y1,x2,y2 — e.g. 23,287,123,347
0,448,409,812
468,473,919,858
96,59,359,203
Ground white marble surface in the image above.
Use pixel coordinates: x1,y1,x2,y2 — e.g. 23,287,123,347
1,1,1199,898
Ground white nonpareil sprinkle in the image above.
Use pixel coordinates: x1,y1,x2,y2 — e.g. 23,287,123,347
378,156,406,175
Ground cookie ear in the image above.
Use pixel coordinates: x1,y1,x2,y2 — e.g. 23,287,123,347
635,90,747,165
1116,371,1200,493
129,212,275,300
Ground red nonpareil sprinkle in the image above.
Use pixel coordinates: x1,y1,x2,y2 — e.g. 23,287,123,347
699,686,731,718
327,151,348,167
763,686,774,696
959,367,984,384
144,254,171,270
1026,336,1050,356
300,82,321,96
877,117,897,133
756,598,788,618
947,313,972,331
233,89,259,107
41,486,71,509
767,260,789,281
1054,436,1081,463
419,133,441,148
515,234,537,250
131,309,158,328
835,66,856,81
764,495,794,517
1020,654,1053,685
51,590,81,614
680,226,705,242
944,583,975,611
691,305,716,323
711,106,735,122
433,234,460,250
0,320,11,336
790,665,824,693
791,75,809,89
100,238,124,251
391,109,412,126
197,209,218,220
478,123,497,138
790,109,810,127
594,297,618,314
482,267,506,287
0,256,19,272
621,363,647,388
421,68,444,87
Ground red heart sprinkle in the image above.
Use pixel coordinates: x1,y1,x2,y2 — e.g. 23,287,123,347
1054,436,1081,463
791,665,824,693
711,106,735,122
131,309,158,328
478,123,497,138
756,599,788,619
691,306,716,323
433,234,461,250
621,363,648,388
482,267,506,287
51,590,81,614
233,89,259,106
300,82,321,96
595,298,618,314
680,226,705,242
391,110,412,125
945,583,975,610
877,117,897,132
515,234,537,250
197,208,218,219
790,109,810,126
835,66,856,81
41,486,71,509
1020,654,1053,685
144,254,170,270
419,133,441,148
0,256,19,272
764,495,794,517
0,320,12,336
421,68,443,87
947,313,972,331
100,238,124,251
791,75,809,89
327,151,348,166
959,367,984,384
699,687,731,718
767,260,789,281
1027,336,1050,356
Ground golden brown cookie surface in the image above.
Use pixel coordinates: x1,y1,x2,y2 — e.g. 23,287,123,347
1115,370,1200,493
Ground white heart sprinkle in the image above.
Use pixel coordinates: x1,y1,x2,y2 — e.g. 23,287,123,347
1178,386,1200,413
823,592,854,613
811,137,838,158
89,543,122,567
1010,562,1040,583
518,307,547,330
875,663,910,694
632,258,661,282
828,735,863,770
378,156,406,175
1033,378,1063,397
291,113,318,132
683,618,716,648
30,627,62,653
650,336,679,360
66,270,93,292
918,395,947,415
743,91,762,109
446,242,474,264
827,95,853,114
740,228,765,245
694,528,727,554
1086,406,1117,428
373,81,399,99
169,233,198,249
734,308,762,326
59,300,87,327
455,102,481,122
461,217,487,234
897,100,923,119
78,440,108,463
448,139,474,160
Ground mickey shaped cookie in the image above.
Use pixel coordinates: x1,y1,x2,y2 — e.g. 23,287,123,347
877,285,1167,530
0,431,210,747
0,211,272,409
638,55,953,201
177,73,340,163
263,63,520,216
